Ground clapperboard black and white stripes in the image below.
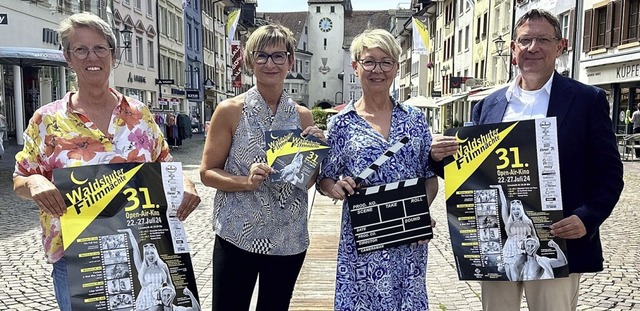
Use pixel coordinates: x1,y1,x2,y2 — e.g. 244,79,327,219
346,136,433,254
352,136,410,185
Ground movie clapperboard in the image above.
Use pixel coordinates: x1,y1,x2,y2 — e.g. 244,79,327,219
347,136,433,254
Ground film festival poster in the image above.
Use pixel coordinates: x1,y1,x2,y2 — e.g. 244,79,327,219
265,129,329,190
443,117,569,281
54,162,201,310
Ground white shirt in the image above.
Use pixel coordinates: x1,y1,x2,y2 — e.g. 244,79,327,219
502,74,553,122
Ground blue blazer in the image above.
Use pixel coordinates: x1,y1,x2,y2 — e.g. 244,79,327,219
472,72,624,273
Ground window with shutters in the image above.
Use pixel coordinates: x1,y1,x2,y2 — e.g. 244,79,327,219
622,0,640,44
595,7,607,48
584,1,630,53
560,13,569,43
559,9,576,51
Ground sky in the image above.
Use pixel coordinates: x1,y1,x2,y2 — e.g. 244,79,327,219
256,0,412,12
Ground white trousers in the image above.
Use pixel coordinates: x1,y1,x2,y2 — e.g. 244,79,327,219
481,273,581,311
0,130,5,155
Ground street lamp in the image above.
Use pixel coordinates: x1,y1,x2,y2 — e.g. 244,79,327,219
494,37,507,56
203,77,216,110
186,57,201,88
183,57,202,118
441,65,450,76
493,36,511,80
114,25,132,68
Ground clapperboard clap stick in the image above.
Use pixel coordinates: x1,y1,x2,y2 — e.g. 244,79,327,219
341,136,433,254
334,136,410,202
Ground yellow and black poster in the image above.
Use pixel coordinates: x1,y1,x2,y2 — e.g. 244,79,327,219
53,163,200,310
443,118,569,281
265,129,329,189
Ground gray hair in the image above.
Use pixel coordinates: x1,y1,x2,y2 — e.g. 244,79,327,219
58,12,117,59
513,9,562,40
350,29,401,62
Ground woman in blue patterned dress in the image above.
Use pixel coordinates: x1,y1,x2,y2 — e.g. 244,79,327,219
317,29,439,310
199,24,325,311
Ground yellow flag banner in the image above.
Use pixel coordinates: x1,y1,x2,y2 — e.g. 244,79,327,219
442,118,569,282
54,163,200,310
412,17,430,54
226,8,241,44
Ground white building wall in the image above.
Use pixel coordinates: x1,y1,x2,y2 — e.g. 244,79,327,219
157,0,186,114
456,0,473,89
0,2,66,49
308,2,345,106
113,0,158,107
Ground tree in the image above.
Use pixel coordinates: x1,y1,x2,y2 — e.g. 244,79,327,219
312,107,329,130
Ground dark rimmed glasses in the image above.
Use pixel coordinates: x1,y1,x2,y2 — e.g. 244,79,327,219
357,58,396,72
252,51,290,65
68,45,113,59
515,37,559,49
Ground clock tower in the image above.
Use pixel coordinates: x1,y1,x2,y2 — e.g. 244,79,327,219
307,0,350,107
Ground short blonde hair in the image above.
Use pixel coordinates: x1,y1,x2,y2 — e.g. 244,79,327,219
350,29,401,62
58,12,117,60
244,24,296,68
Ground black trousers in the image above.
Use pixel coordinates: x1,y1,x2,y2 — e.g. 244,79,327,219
212,235,306,311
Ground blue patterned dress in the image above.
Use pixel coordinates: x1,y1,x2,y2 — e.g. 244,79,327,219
318,98,435,311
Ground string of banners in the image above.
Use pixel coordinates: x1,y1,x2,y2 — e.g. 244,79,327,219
346,136,433,254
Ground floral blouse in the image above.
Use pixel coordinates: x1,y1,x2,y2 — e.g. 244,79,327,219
14,89,171,264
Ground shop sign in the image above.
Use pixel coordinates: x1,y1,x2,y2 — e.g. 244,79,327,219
155,79,174,85
171,88,185,95
42,28,59,46
186,89,200,100
586,60,640,85
127,72,147,83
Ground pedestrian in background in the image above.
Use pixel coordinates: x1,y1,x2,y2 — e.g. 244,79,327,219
430,9,623,311
627,103,640,158
12,12,200,311
0,112,7,159
199,24,325,311
317,28,438,310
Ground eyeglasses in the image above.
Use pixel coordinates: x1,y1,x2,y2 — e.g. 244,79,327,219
515,37,559,48
357,59,396,72
252,51,290,65
69,45,113,59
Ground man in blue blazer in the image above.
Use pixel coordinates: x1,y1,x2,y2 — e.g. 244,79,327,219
430,9,624,311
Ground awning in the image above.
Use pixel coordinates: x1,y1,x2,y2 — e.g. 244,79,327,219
0,47,67,67
467,83,510,102
404,95,439,109
323,103,348,114
437,93,468,106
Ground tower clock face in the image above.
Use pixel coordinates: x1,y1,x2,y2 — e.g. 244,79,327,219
319,17,333,32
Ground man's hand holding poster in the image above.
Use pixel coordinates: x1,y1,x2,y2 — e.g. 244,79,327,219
54,162,200,310
443,118,569,281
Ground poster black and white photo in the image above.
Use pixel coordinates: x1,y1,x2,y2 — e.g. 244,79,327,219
443,118,569,281
265,129,329,189
55,163,201,310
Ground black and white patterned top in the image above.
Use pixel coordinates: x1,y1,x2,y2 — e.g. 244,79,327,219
212,87,309,255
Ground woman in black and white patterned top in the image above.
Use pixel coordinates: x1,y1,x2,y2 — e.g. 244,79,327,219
199,24,325,311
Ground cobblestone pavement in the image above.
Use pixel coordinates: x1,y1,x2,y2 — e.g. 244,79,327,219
0,134,638,310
